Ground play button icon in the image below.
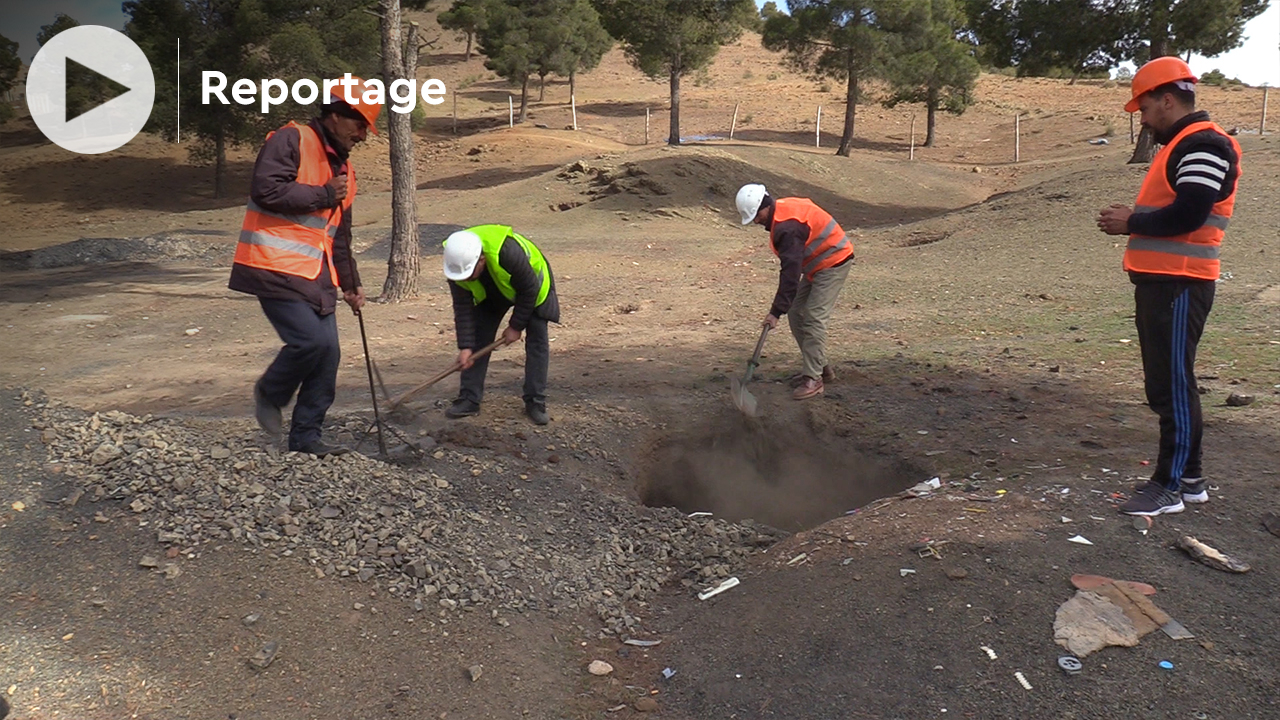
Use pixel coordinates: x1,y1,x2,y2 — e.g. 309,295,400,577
26,26,156,154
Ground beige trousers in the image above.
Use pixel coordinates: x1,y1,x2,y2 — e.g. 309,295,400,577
787,260,852,379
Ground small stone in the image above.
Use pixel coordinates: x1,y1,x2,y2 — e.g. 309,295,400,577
283,525,300,537
210,446,231,460
588,660,614,676
945,567,968,580
162,563,182,580
320,506,341,519
353,602,365,610
248,640,279,670
41,428,57,444
358,568,376,583
90,443,122,466
243,613,261,626
1226,392,1255,407
435,478,450,489
467,664,483,682
184,327,200,336
634,697,659,713
247,483,267,497
139,555,160,569
548,454,560,464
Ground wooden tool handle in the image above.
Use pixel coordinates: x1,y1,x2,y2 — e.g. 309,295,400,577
1114,580,1172,625
388,337,508,410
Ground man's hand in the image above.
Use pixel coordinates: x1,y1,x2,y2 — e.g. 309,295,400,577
457,349,474,370
1097,204,1133,235
343,286,365,313
502,325,522,345
763,314,779,330
326,174,349,203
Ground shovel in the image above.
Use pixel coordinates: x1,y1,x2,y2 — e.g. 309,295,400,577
730,323,771,417
387,337,509,411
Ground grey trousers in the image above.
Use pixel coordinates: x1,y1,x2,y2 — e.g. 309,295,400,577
787,260,852,379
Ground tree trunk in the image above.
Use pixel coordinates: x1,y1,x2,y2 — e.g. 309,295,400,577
836,61,857,157
1129,126,1158,164
925,88,938,147
539,73,546,102
668,67,681,146
380,0,420,301
465,32,473,60
214,127,226,198
518,74,529,123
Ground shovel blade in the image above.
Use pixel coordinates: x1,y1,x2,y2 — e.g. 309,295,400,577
730,376,759,417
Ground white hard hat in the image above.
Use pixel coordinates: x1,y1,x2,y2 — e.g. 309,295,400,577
736,183,767,225
443,230,483,280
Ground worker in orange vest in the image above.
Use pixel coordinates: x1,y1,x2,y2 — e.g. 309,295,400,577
1097,57,1241,516
736,184,855,400
229,77,381,457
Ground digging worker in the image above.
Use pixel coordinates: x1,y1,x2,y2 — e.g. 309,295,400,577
735,183,855,400
441,225,561,425
229,80,381,457
1096,57,1241,517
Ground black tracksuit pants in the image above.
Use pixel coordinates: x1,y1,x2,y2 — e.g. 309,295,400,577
458,300,550,407
1134,280,1215,490
256,298,341,449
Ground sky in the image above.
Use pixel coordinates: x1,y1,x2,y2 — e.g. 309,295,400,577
2,1,1277,86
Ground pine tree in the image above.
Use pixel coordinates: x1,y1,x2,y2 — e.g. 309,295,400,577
880,0,980,147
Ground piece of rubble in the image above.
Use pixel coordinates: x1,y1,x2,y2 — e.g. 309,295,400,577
248,641,279,670
588,660,614,676
1053,590,1140,657
1177,536,1250,573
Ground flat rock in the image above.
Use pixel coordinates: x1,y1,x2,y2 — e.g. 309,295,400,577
248,640,279,670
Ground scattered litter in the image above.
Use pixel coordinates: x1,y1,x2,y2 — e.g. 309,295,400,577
842,557,854,566
687,511,712,519
607,705,627,713
1058,656,1082,675
1061,488,1071,494
911,539,949,559
900,568,917,577
1067,535,1094,546
623,638,662,647
662,667,676,680
1061,516,1073,523
906,477,942,497
1054,591,1140,657
787,553,808,566
996,489,1007,496
964,507,989,513
248,640,280,670
1089,516,1106,521
1014,671,1032,690
1089,138,1110,145
980,646,998,660
10,501,23,512
1177,536,1250,573
697,576,740,600
1132,516,1152,535
1261,512,1280,538
1158,660,1175,671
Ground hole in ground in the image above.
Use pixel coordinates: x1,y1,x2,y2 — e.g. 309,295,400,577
636,409,923,532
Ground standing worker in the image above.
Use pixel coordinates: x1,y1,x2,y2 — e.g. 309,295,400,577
229,79,380,457
735,184,855,400
1097,57,1241,516
441,225,561,425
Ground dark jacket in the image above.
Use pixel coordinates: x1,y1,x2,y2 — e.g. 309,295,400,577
449,235,560,350
228,118,361,314
1128,110,1240,285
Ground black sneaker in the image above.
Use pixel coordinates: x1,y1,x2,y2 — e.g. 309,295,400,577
445,398,481,419
1119,482,1185,516
1181,477,1209,504
254,383,283,438
525,402,549,426
290,440,350,458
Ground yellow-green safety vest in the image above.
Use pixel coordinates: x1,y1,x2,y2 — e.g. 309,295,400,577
452,225,551,306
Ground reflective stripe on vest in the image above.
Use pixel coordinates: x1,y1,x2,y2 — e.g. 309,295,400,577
1124,120,1240,281
233,121,353,283
770,198,853,280
453,224,552,307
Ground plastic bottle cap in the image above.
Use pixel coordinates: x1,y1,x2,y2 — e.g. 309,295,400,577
1158,660,1175,671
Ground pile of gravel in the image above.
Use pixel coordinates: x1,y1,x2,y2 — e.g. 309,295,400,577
0,232,232,271
35,404,780,635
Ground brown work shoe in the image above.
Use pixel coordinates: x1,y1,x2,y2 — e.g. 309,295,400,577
790,366,835,387
793,377,824,400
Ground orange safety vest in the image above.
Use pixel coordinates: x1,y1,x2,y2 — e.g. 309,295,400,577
770,197,854,280
233,121,354,284
1124,121,1240,281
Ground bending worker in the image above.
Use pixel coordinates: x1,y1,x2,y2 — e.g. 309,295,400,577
735,184,855,400
441,225,560,425
229,80,379,456
1096,57,1241,516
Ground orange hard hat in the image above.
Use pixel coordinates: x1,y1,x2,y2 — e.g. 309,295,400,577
1126,57,1197,113
328,75,382,133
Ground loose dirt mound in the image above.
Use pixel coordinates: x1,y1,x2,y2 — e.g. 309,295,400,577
0,232,231,271
637,408,922,531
